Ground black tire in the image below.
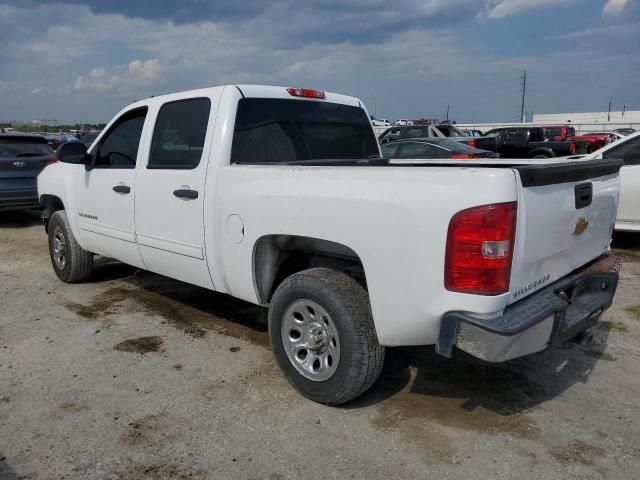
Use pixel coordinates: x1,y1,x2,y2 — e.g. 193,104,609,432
48,210,93,283
532,154,550,159
268,268,385,405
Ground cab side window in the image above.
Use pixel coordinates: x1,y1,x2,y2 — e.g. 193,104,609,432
148,97,211,169
603,136,640,165
95,108,147,168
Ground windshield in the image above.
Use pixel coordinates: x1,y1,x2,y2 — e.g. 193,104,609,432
0,137,52,157
231,98,379,163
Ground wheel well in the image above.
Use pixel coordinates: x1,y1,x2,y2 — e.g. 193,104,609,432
528,148,554,158
253,235,366,304
40,195,65,232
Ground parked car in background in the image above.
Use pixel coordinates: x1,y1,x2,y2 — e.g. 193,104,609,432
381,138,498,159
379,125,444,144
58,134,79,144
614,128,636,136
44,134,61,149
588,131,640,232
1,133,56,209
394,119,413,126
378,124,477,148
481,127,587,158
585,131,625,142
540,125,615,152
432,124,469,137
463,129,484,137
78,132,99,148
38,84,622,405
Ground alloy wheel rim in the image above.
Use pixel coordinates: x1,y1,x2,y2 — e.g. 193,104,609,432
281,299,340,382
53,227,67,270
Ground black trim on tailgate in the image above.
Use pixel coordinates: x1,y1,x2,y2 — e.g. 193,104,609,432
516,159,622,187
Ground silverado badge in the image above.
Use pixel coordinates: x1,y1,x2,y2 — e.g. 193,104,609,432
573,217,589,236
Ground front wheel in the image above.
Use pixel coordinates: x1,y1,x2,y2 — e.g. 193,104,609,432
48,210,93,283
268,268,385,405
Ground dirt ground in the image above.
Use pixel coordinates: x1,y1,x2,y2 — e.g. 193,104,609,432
1,209,639,480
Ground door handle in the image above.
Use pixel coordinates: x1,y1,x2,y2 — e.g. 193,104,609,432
173,189,198,199
112,185,131,194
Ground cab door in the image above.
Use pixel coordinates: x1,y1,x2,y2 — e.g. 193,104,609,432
134,96,217,289
74,107,148,268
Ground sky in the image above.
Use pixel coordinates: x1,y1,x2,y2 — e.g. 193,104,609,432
0,0,638,124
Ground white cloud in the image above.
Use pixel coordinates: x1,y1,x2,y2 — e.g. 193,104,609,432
483,0,574,19
74,60,163,94
602,0,633,16
0,1,637,124
128,59,162,82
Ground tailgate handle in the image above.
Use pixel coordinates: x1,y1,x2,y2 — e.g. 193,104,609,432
575,182,592,209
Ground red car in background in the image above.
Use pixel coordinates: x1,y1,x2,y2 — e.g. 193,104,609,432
540,125,616,152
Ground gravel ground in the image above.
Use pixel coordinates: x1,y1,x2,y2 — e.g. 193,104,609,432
1,209,639,480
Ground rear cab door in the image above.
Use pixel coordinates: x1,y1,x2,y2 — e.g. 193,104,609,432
134,89,222,289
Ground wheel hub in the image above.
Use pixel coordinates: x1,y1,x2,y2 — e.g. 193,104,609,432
281,300,340,382
52,227,67,270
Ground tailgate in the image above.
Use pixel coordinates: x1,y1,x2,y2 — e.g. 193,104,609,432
508,159,622,304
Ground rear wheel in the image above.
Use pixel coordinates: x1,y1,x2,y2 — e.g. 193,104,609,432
532,154,550,159
48,210,93,283
268,268,385,405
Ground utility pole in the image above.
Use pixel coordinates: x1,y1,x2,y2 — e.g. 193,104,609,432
446,105,450,122
373,96,377,118
607,100,612,122
519,70,527,123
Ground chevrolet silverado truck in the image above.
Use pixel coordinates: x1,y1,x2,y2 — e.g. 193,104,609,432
38,85,622,405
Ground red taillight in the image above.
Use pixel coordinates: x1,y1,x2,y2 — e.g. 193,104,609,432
43,157,58,166
450,154,475,159
287,87,326,99
445,202,517,295
569,143,576,155
465,140,476,148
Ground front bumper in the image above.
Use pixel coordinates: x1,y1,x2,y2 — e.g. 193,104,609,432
437,255,622,362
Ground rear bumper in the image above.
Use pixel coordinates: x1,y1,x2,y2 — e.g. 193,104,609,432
437,255,622,362
0,186,39,209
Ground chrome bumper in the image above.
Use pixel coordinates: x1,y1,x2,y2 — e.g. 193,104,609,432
437,255,622,363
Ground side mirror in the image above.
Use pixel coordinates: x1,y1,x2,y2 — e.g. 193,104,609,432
57,142,87,164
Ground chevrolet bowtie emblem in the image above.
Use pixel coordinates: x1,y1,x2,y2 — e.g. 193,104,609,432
12,161,26,168
573,217,589,236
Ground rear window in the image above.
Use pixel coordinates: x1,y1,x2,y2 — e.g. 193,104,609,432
231,98,379,164
0,137,52,157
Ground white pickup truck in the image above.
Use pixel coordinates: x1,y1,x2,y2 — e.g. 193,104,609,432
38,85,622,405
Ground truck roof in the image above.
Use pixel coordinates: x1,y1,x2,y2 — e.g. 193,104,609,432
128,85,362,110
